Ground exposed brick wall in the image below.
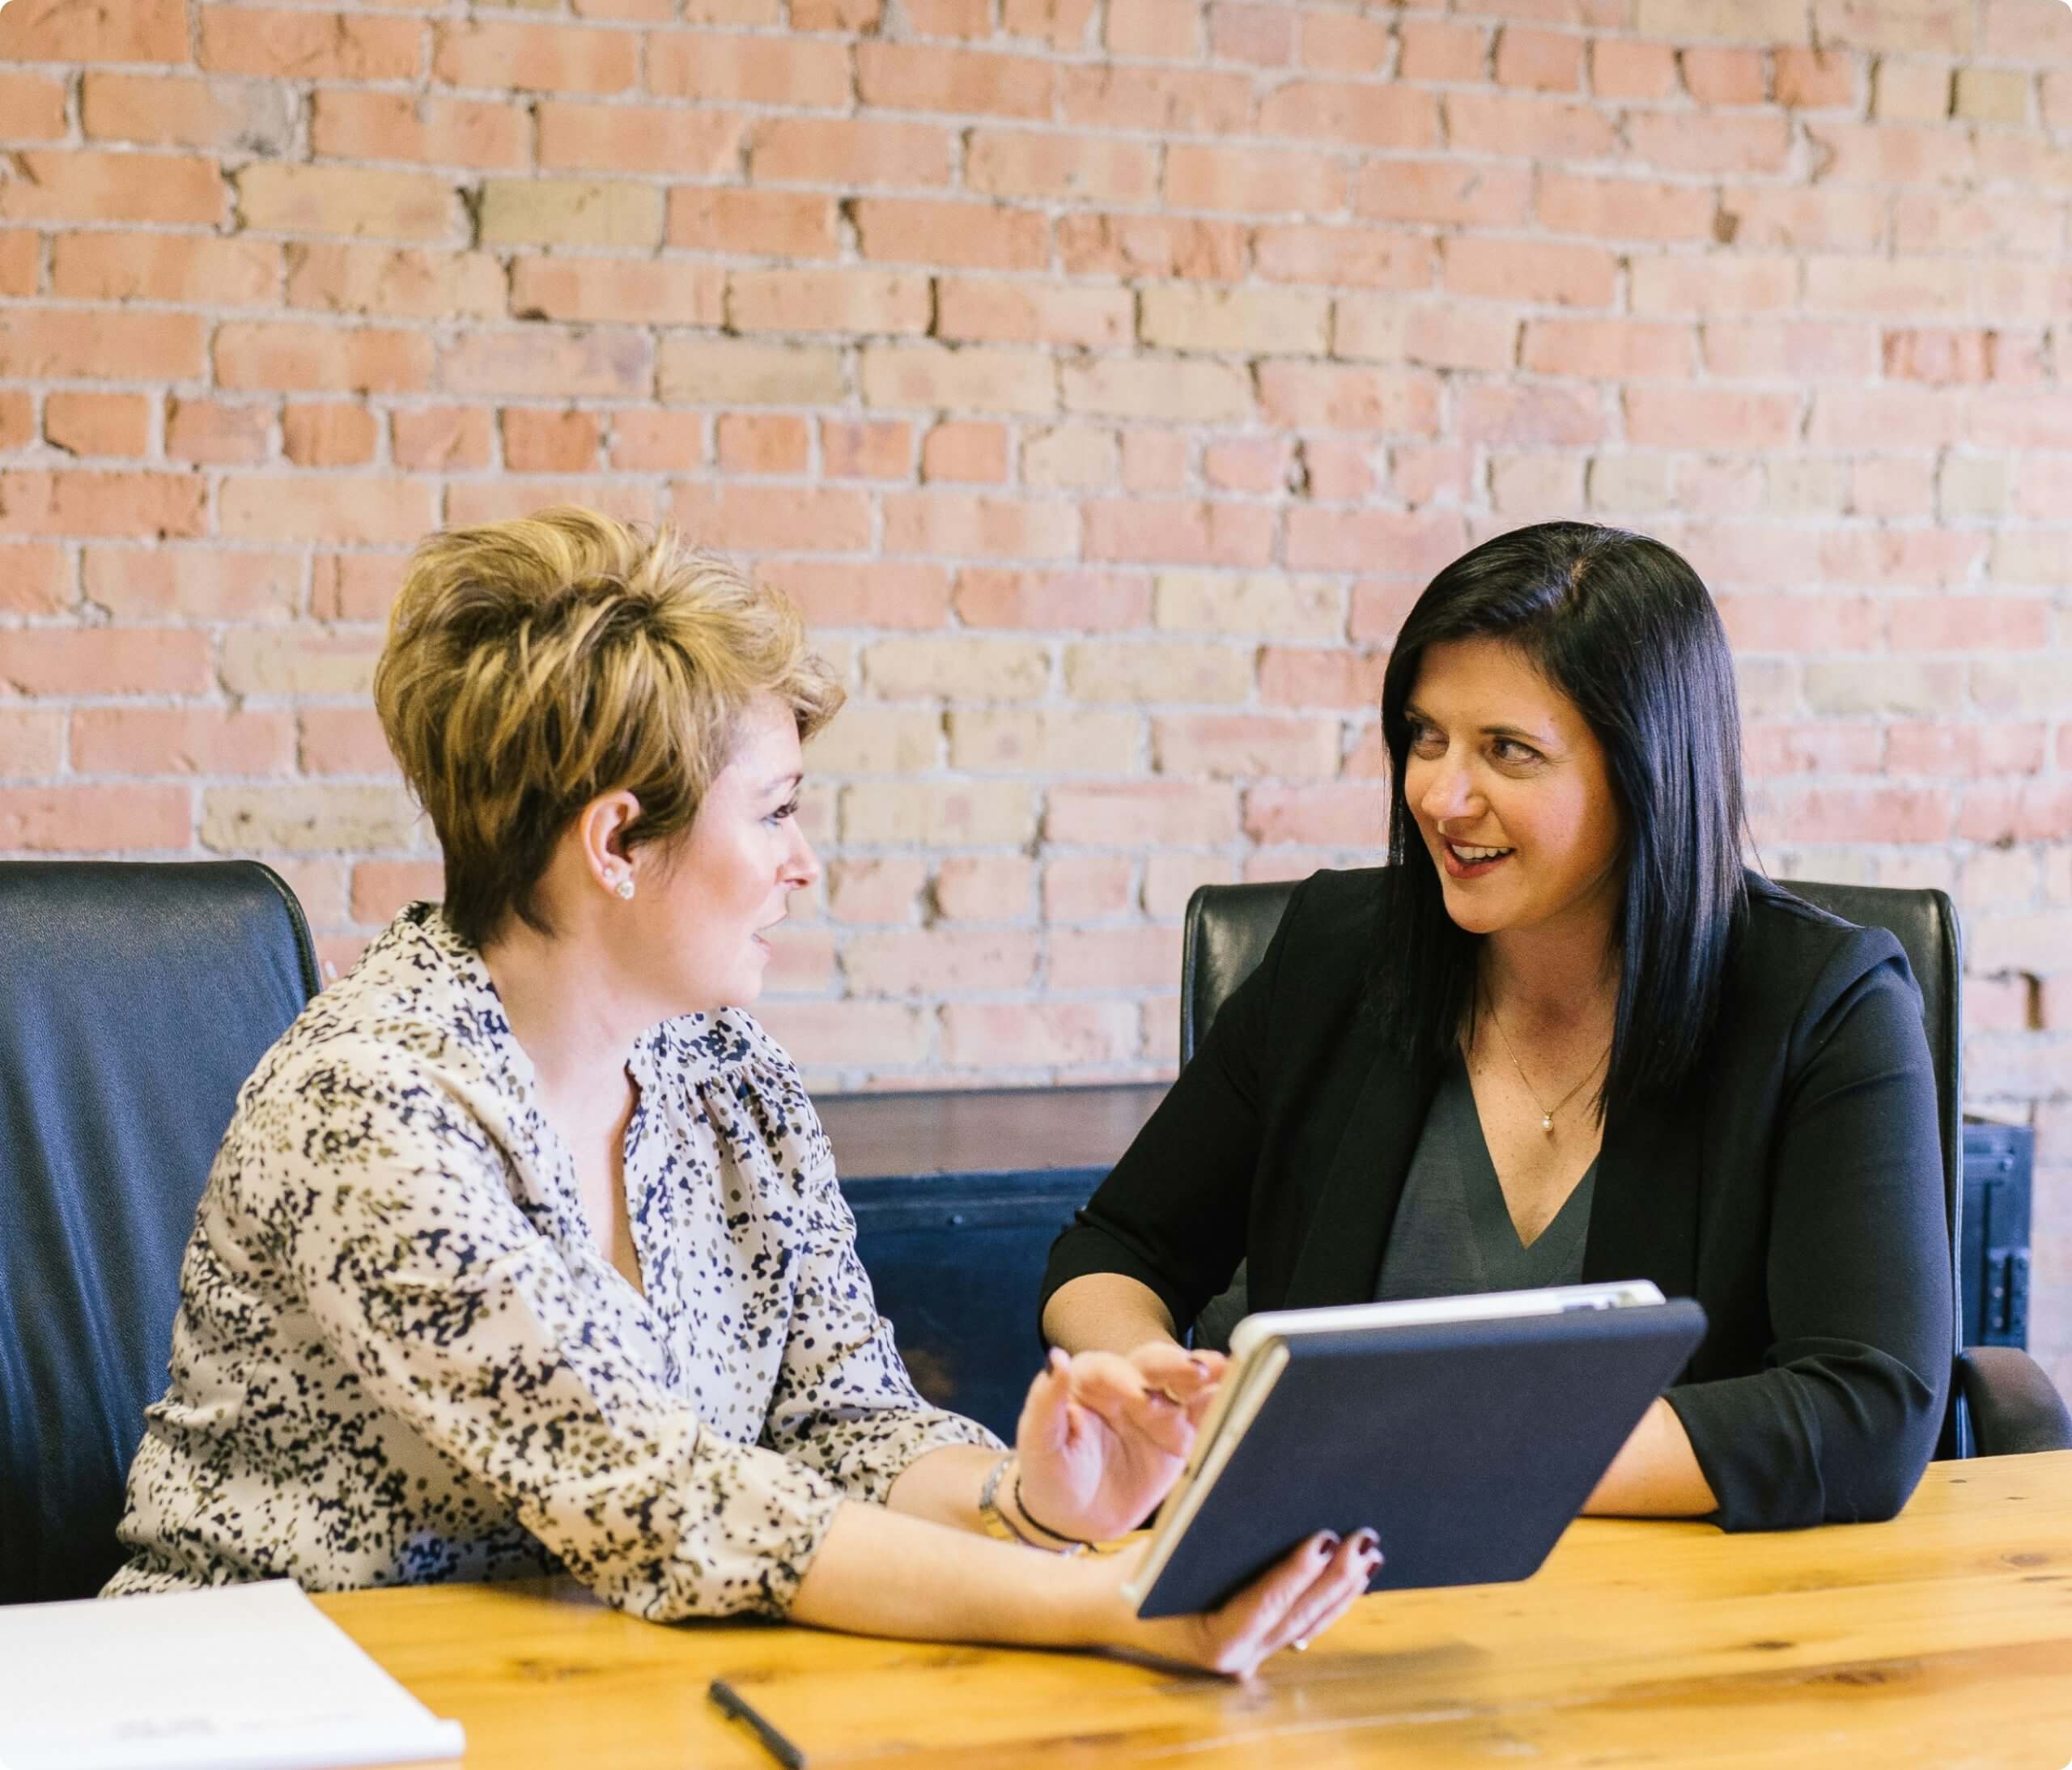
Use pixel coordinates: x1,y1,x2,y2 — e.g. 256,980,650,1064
2,0,2069,1375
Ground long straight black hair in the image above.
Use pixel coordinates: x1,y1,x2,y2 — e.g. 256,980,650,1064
1370,521,1748,1117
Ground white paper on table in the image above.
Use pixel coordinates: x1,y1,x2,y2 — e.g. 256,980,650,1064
0,1579,465,1770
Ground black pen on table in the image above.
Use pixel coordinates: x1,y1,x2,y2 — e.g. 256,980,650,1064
709,1677,808,1770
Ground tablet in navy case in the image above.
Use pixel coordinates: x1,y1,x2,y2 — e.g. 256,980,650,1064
1132,1297,1709,1618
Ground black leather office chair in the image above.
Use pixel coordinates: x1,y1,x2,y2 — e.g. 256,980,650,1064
0,861,320,1602
1180,875,2071,1460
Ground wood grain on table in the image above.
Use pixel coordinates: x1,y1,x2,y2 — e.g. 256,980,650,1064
316,1451,2072,1770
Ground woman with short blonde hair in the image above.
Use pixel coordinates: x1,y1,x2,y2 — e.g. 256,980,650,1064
107,508,1375,1672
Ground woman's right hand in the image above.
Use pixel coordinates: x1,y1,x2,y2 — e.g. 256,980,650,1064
1077,1528,1382,1678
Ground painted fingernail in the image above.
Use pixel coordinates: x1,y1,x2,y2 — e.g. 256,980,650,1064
1317,1531,1341,1555
1355,1529,1379,1556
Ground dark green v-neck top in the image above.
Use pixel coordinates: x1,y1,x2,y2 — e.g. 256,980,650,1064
1374,1051,1598,1301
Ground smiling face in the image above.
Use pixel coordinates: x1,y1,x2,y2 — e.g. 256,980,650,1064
1400,636,1626,946
635,693,819,1015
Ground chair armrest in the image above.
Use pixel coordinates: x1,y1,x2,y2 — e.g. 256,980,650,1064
1957,1348,2072,1457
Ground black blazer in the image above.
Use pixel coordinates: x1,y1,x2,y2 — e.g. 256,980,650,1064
1042,867,1953,1532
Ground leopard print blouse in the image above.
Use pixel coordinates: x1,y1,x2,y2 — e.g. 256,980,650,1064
104,902,997,1619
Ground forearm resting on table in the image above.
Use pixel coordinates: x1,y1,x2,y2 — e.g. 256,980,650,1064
1582,1398,1717,1517
788,1493,1099,1646
1041,1273,1180,1357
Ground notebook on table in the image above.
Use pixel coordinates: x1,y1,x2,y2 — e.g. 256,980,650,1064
1127,1280,1709,1619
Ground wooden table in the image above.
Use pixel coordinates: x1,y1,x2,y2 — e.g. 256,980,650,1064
316,1452,2072,1769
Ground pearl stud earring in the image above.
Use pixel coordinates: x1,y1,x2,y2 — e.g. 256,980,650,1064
614,877,635,900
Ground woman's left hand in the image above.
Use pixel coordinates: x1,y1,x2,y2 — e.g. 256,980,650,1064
1012,1342,1228,1546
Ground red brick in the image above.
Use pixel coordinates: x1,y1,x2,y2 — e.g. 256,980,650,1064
1285,508,1468,575
1055,213,1248,281
1082,499,1274,567
1204,436,1294,494
0,707,64,774
0,392,29,455
1815,528,1985,588
1120,431,1188,494
0,787,192,853
669,483,870,554
853,199,1048,270
956,568,1149,630
443,329,652,399
1775,46,1858,108
1105,0,1202,55
200,7,425,80
1628,110,1792,174
715,414,809,475
1445,236,1616,307
1153,714,1340,780
1399,20,1490,80
1003,0,1098,49
499,408,600,473
1352,160,1531,227
1741,722,1886,778
920,421,1008,484
966,129,1159,202
647,32,851,106
762,561,949,629
842,929,1038,995
1496,27,1583,91
509,259,722,328
1256,81,1437,150
1630,254,1799,314
1807,121,1976,185
827,860,926,927
607,410,705,473
0,71,72,139
1522,318,1696,378
1626,387,1802,449
1700,320,1879,380
1253,224,1433,290
1806,384,1964,449
1,308,206,383
0,0,188,62
313,91,533,170
83,546,299,622
286,244,504,320
1718,187,1887,252
730,270,932,337
0,151,225,227
1058,64,1253,134
1259,646,1389,711
1050,926,1179,991
0,470,207,540
819,419,911,481
219,474,437,545
277,403,374,468
1774,786,1955,843
1460,386,1612,451
1538,174,1718,242
856,42,1055,118
166,399,274,467
668,189,839,258
1045,855,1137,920
1889,596,2049,651
432,19,638,93
1259,363,1439,432
882,492,1076,560
1,626,212,696
0,231,34,299
447,478,660,532
1884,328,1993,384
236,164,456,242
939,1001,1139,1069
535,100,742,176
0,543,70,616
297,708,395,777
1591,39,1678,99
215,323,432,395
81,72,297,155
311,555,404,623
1680,45,1766,104
937,279,1132,348
1717,592,1883,650
1047,781,1238,846
43,393,151,459
749,117,954,189
1445,90,1617,159
906,0,993,35
1242,783,1386,847
1166,143,1344,215
1208,1,1291,63
350,860,445,927
73,708,295,778
1956,780,2072,845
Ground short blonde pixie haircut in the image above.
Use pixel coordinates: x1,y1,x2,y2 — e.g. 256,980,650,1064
375,507,843,950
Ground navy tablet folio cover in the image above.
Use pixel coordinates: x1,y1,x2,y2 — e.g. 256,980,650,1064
1133,1298,1709,1618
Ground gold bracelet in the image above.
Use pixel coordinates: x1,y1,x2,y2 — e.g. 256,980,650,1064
977,1454,1044,1550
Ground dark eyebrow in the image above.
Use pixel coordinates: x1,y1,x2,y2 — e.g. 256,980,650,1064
1402,705,1557,746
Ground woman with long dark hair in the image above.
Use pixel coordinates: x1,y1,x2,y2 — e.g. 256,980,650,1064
1041,522,1951,1530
